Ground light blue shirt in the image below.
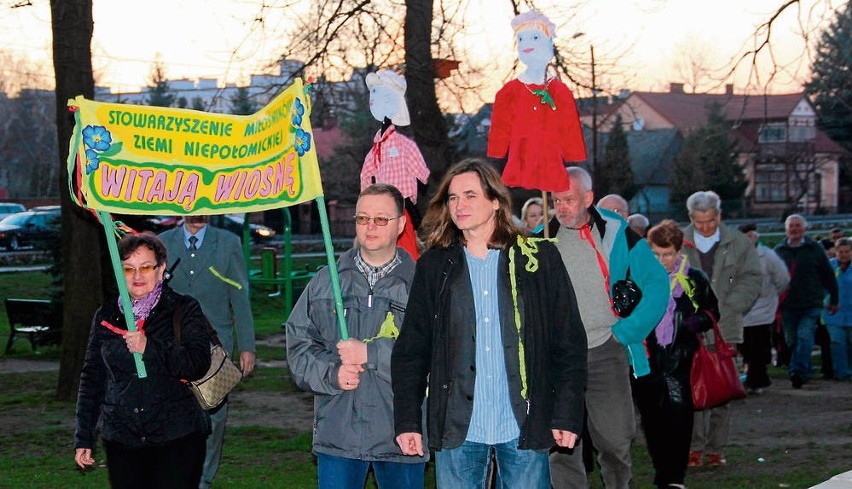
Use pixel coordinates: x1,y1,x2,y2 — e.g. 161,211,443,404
464,248,520,444
182,224,208,249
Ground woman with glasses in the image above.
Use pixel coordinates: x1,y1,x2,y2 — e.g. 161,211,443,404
74,233,212,488
634,220,719,489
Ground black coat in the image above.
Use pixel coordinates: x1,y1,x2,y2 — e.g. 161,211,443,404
639,268,719,405
392,240,588,451
75,286,212,449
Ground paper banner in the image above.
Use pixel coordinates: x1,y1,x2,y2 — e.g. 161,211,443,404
67,78,323,215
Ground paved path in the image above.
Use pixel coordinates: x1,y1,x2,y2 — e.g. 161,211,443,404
0,358,59,373
0,265,49,273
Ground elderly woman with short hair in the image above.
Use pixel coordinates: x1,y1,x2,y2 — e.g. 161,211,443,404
74,233,212,488
634,219,719,489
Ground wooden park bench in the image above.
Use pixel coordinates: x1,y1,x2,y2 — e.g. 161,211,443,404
5,298,62,354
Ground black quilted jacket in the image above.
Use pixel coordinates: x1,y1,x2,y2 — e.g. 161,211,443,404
74,286,212,449
641,268,719,405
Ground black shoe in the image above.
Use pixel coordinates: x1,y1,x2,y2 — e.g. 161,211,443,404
791,373,804,389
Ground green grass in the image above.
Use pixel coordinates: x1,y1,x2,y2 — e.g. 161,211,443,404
1,368,838,489
248,285,291,337
0,429,111,489
235,365,300,394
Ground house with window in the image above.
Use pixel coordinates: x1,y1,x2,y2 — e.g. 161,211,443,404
592,84,847,216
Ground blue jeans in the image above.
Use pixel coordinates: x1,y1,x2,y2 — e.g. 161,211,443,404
826,323,852,380
782,308,822,380
316,453,425,489
436,438,550,489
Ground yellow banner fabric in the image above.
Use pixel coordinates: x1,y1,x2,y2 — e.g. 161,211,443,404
67,79,323,215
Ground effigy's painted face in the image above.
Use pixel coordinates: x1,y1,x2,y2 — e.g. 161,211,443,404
369,85,398,123
517,27,553,71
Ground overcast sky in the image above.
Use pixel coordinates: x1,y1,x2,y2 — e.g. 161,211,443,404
0,0,835,108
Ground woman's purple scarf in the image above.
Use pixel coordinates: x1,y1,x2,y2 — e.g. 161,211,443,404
118,281,163,322
655,255,688,346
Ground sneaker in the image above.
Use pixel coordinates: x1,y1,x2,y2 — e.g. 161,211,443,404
791,373,804,389
747,387,765,396
688,451,703,467
705,453,727,467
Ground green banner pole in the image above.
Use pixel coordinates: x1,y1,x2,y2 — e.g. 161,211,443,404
282,207,293,319
314,196,348,340
96,211,148,378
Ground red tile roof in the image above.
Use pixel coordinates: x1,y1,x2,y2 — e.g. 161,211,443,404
630,91,806,131
627,90,846,154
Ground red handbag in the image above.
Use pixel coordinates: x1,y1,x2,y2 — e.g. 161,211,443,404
690,317,746,410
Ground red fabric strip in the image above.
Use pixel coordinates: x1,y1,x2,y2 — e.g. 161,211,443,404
100,318,145,336
578,223,618,317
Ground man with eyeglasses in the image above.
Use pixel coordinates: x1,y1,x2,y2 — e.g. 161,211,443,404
159,215,256,489
286,183,428,488
680,190,761,468
544,166,669,489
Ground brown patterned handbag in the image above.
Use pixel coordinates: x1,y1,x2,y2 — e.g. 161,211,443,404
173,306,243,410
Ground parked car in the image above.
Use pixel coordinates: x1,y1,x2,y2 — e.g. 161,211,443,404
122,213,275,242
209,214,276,243
136,215,182,233
0,207,61,250
0,203,26,221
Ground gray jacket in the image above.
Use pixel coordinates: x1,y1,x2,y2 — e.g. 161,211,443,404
742,244,789,327
286,248,427,463
682,222,762,344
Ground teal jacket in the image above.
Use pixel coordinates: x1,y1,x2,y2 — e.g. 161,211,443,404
543,207,669,377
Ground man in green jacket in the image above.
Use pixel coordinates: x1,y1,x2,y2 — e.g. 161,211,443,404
160,216,256,488
681,190,761,468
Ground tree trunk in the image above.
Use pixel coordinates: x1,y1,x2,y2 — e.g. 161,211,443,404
404,0,450,205
51,0,106,402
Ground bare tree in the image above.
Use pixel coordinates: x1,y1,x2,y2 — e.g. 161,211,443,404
252,0,453,201
673,41,718,94
0,53,58,198
722,0,840,93
405,0,451,188
50,0,109,402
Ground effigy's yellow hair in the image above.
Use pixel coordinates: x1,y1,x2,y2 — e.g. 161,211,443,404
511,10,556,39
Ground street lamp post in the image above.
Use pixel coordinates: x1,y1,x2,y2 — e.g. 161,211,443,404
590,44,598,186
573,32,598,185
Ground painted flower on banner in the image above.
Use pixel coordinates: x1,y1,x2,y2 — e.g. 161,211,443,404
83,125,112,151
291,98,305,127
81,125,122,175
295,128,312,156
85,149,100,173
